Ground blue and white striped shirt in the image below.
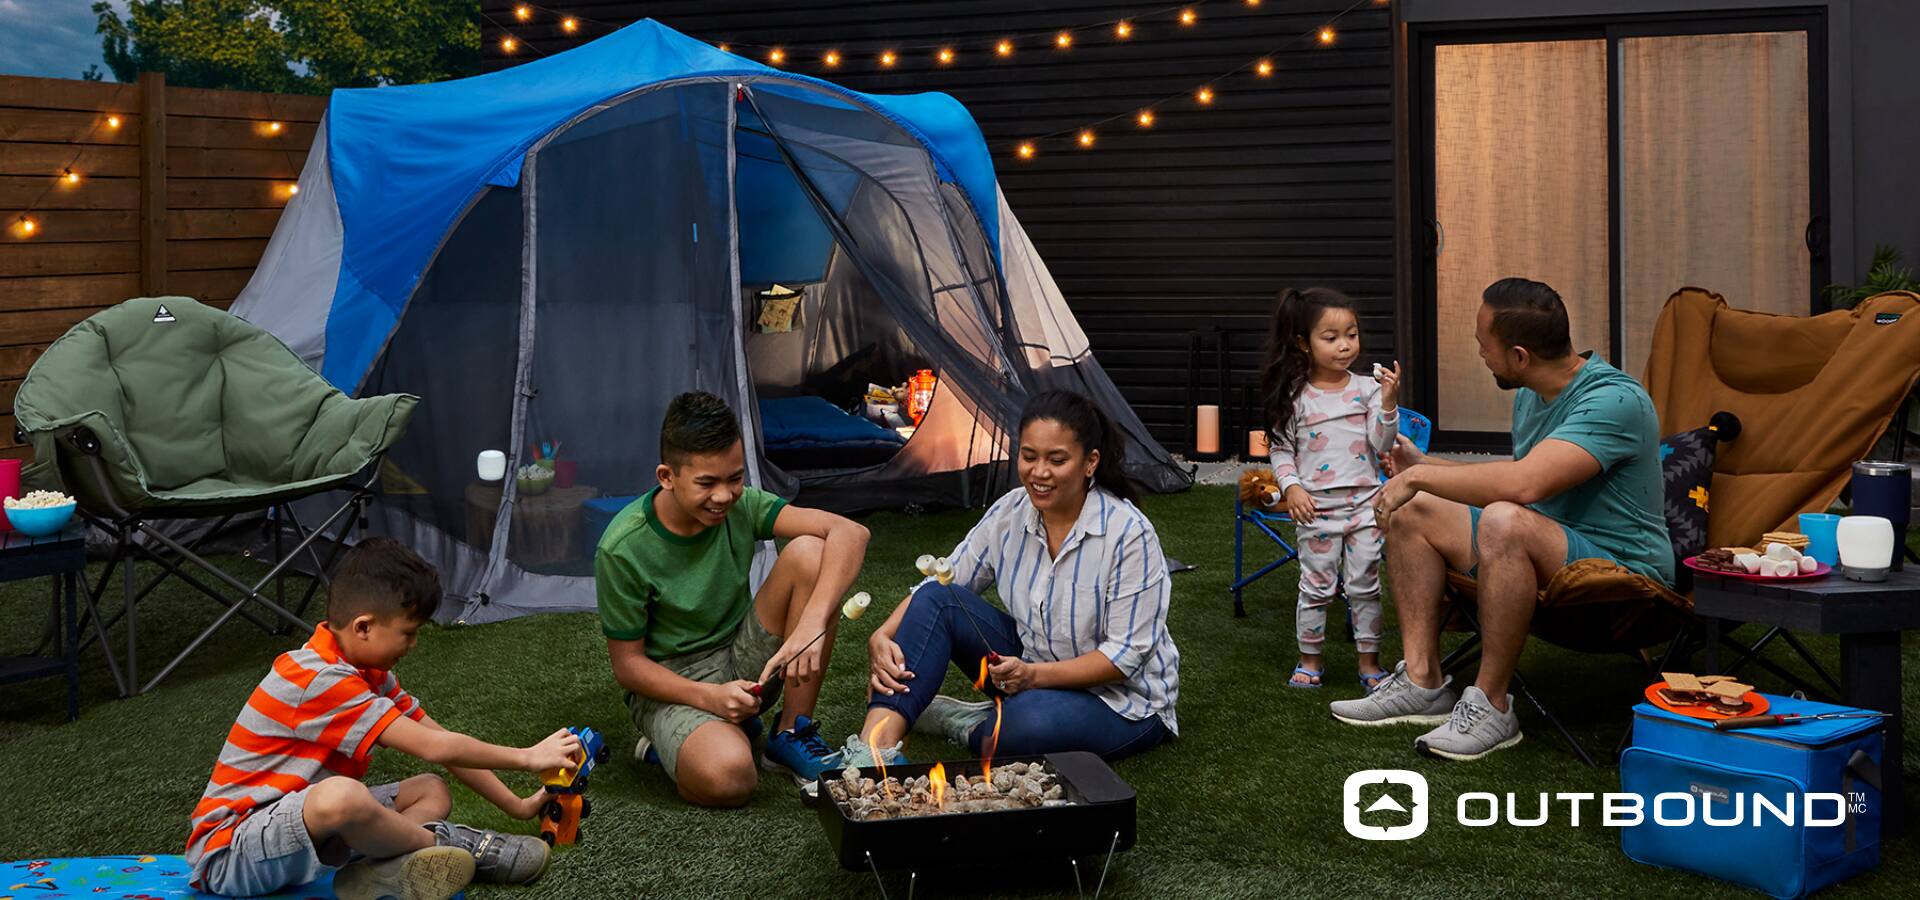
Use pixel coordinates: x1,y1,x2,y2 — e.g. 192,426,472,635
933,486,1179,735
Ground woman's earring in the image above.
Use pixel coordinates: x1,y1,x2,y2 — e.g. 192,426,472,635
1085,473,1095,490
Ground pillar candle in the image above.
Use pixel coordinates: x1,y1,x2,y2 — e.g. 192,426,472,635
1195,405,1220,454
1248,429,1270,458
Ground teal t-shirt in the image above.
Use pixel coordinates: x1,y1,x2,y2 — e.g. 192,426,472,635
1512,354,1674,586
594,486,787,659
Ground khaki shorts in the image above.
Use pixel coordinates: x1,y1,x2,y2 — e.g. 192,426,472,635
627,611,783,780
195,781,401,896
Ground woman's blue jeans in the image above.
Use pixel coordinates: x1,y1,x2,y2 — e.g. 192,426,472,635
868,583,1168,761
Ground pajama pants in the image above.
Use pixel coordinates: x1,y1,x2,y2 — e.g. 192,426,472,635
1295,485,1384,655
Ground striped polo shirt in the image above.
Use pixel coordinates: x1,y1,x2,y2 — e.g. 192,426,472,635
932,486,1180,734
185,624,425,881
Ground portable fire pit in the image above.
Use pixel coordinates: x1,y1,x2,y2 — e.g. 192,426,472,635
815,751,1136,896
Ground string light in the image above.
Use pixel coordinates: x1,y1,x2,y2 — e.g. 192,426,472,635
1180,9,1197,26
1318,26,1336,44
266,120,283,134
561,17,578,34
823,50,841,67
1256,59,1273,76
1055,32,1072,48
514,4,531,21
1196,86,1215,104
718,43,730,53
501,36,518,53
15,216,37,237
287,185,299,196
106,115,121,129
1246,0,1262,6
880,50,897,66
937,47,955,65
1017,142,1036,159
61,168,80,186
768,47,785,64
1115,21,1132,39
1136,110,1155,127
996,39,1013,56
1078,129,1095,147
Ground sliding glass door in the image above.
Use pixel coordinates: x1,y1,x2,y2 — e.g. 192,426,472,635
1414,12,1827,449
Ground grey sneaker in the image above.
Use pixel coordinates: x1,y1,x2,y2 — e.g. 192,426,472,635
838,731,910,768
427,820,549,884
914,695,994,747
1328,661,1456,726
1415,686,1524,761
334,846,474,900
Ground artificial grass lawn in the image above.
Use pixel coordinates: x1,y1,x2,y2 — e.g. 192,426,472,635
1,484,1915,898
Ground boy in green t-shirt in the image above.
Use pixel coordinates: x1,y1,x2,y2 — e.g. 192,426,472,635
596,391,871,806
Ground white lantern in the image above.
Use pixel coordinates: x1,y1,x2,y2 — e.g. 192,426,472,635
1836,515,1895,582
476,450,508,482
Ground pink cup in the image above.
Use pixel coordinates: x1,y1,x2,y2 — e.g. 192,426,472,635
0,458,21,534
554,459,578,489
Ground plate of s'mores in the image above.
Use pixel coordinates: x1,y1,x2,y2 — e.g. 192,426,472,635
1683,531,1832,582
1644,672,1770,719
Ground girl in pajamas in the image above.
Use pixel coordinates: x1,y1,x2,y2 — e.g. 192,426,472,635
1259,287,1399,693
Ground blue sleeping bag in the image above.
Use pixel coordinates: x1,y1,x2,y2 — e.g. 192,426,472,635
758,396,905,450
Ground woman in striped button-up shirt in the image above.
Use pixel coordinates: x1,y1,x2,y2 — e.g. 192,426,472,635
837,391,1180,766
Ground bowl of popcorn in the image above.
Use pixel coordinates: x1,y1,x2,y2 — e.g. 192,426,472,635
4,490,78,537
515,464,554,497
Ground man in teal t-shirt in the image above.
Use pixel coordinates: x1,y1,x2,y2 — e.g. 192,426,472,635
596,391,871,806
1329,277,1672,764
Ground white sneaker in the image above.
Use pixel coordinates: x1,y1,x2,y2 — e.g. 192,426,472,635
1328,660,1457,726
1414,686,1524,761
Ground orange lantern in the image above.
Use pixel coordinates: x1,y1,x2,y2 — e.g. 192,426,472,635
908,369,937,424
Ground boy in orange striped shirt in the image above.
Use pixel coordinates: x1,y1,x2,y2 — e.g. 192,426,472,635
186,538,581,899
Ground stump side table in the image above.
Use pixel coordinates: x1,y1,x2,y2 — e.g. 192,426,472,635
464,481,599,568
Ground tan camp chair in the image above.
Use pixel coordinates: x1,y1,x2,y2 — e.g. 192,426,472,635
1439,288,1920,765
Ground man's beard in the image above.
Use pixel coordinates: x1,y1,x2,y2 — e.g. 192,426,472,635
1493,374,1521,391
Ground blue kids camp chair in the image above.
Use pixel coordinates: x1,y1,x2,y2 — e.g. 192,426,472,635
1230,408,1431,617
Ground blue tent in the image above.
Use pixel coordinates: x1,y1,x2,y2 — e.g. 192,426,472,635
234,19,1186,622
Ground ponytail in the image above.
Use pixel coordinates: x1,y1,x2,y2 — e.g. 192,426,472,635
1261,286,1357,444
1018,390,1136,505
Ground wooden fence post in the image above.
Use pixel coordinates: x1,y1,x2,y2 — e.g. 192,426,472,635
139,70,166,295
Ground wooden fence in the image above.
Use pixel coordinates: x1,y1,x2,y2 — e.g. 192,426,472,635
0,73,323,460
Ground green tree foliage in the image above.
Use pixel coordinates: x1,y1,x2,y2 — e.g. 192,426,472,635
94,0,480,94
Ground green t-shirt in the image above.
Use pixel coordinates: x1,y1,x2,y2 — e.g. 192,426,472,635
1512,353,1674,586
594,486,787,659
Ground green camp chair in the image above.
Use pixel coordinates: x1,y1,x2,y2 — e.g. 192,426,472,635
11,296,417,694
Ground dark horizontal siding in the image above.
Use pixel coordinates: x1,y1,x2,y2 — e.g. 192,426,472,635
481,0,1395,451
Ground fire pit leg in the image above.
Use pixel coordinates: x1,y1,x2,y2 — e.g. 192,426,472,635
1071,859,1084,897
1093,830,1120,899
863,851,916,900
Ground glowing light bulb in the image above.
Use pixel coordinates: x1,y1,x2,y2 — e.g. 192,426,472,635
937,47,954,64
717,43,730,53
18,217,37,236
996,39,1013,56
880,50,897,66
561,17,578,34
1078,129,1095,147
1180,9,1197,26
1256,59,1273,76
1056,32,1072,48
501,36,518,53
1116,21,1132,38
514,4,531,21
106,115,121,128
823,50,841,67
1016,142,1035,159
1136,110,1155,127
1319,26,1336,44
62,168,80,185
1197,87,1215,104
1246,0,1261,6
266,120,283,134
768,47,785,64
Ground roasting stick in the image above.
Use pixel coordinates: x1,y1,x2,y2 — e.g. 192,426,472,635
1713,711,1890,730
917,554,1005,664
748,590,871,701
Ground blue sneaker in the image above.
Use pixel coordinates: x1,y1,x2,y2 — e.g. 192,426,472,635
761,715,843,786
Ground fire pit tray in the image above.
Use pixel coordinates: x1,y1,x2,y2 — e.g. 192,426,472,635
814,751,1137,872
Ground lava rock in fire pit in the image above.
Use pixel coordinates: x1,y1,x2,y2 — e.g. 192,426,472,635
828,760,1070,820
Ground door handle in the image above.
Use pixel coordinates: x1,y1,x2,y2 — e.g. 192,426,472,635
1430,219,1444,256
1806,216,1826,262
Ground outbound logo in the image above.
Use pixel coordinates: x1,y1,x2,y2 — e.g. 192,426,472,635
1343,770,1847,840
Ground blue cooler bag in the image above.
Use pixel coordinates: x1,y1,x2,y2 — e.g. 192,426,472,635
1621,693,1884,898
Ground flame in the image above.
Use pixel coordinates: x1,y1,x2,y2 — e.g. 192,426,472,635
868,721,893,797
974,656,990,691
929,762,947,809
981,697,1004,784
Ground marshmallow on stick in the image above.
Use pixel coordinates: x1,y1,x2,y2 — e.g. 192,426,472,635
842,591,872,620
915,554,938,577
933,557,955,585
